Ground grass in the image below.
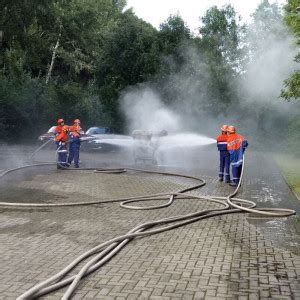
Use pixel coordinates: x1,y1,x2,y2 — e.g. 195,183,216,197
274,154,300,200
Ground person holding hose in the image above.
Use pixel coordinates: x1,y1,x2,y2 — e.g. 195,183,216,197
216,125,231,183
54,118,65,153
55,118,65,136
55,125,70,169
67,119,82,168
227,125,248,187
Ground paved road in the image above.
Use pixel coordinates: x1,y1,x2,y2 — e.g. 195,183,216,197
0,144,299,299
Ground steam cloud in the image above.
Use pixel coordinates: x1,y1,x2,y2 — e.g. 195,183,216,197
120,8,299,149
121,88,182,134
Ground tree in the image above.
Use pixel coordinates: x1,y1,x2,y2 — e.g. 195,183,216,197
0,0,128,140
197,5,243,113
238,0,298,150
159,15,191,54
199,5,241,69
281,0,300,100
95,10,160,129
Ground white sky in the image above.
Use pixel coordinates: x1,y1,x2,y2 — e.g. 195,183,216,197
126,0,287,32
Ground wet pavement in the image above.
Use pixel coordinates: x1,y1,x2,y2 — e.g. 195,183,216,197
0,143,300,299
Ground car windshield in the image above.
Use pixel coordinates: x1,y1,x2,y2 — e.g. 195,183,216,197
86,127,109,135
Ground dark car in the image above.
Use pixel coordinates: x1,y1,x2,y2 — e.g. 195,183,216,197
86,127,113,135
83,127,132,152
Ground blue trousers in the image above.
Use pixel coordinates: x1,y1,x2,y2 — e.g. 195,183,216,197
68,142,80,167
56,143,68,167
232,164,242,184
219,151,230,180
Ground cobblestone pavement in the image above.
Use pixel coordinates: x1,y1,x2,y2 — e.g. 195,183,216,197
0,145,300,299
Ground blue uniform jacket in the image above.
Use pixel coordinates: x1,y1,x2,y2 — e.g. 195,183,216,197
69,134,81,148
227,133,248,167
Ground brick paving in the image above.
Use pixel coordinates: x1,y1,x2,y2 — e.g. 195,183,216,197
0,147,300,299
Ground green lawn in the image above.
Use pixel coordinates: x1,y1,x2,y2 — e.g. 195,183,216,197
274,154,300,200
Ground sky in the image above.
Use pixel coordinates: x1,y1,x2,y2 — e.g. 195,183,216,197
126,0,287,32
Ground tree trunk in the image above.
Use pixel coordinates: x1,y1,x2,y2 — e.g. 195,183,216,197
46,32,61,84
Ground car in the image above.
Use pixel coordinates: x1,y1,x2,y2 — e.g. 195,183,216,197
85,127,113,135
84,127,132,152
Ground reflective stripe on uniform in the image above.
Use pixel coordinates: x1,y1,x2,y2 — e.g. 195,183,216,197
231,159,243,166
227,138,242,147
217,142,227,144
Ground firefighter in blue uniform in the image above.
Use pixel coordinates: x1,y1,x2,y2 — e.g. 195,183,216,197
55,125,69,169
216,125,231,183
54,118,64,151
227,125,248,186
67,119,81,168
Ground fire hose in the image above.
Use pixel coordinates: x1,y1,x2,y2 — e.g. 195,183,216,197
0,142,296,299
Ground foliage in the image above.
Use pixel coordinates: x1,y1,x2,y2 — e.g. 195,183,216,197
199,5,241,68
287,112,300,154
95,10,160,129
281,0,300,100
197,5,243,113
0,0,127,140
0,0,298,150
159,15,191,55
282,70,300,100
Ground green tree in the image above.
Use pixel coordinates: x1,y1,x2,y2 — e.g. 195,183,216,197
159,15,191,54
199,5,242,70
1,0,126,80
95,10,160,129
197,5,243,113
281,0,300,100
152,15,194,104
0,0,127,140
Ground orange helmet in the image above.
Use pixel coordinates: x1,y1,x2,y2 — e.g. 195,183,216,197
62,125,69,133
57,118,64,125
227,125,236,133
74,119,80,124
220,125,228,132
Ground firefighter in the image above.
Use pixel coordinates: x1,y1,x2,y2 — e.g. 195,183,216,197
54,119,66,168
55,119,65,137
67,119,81,168
227,126,248,187
216,125,231,183
55,125,69,169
